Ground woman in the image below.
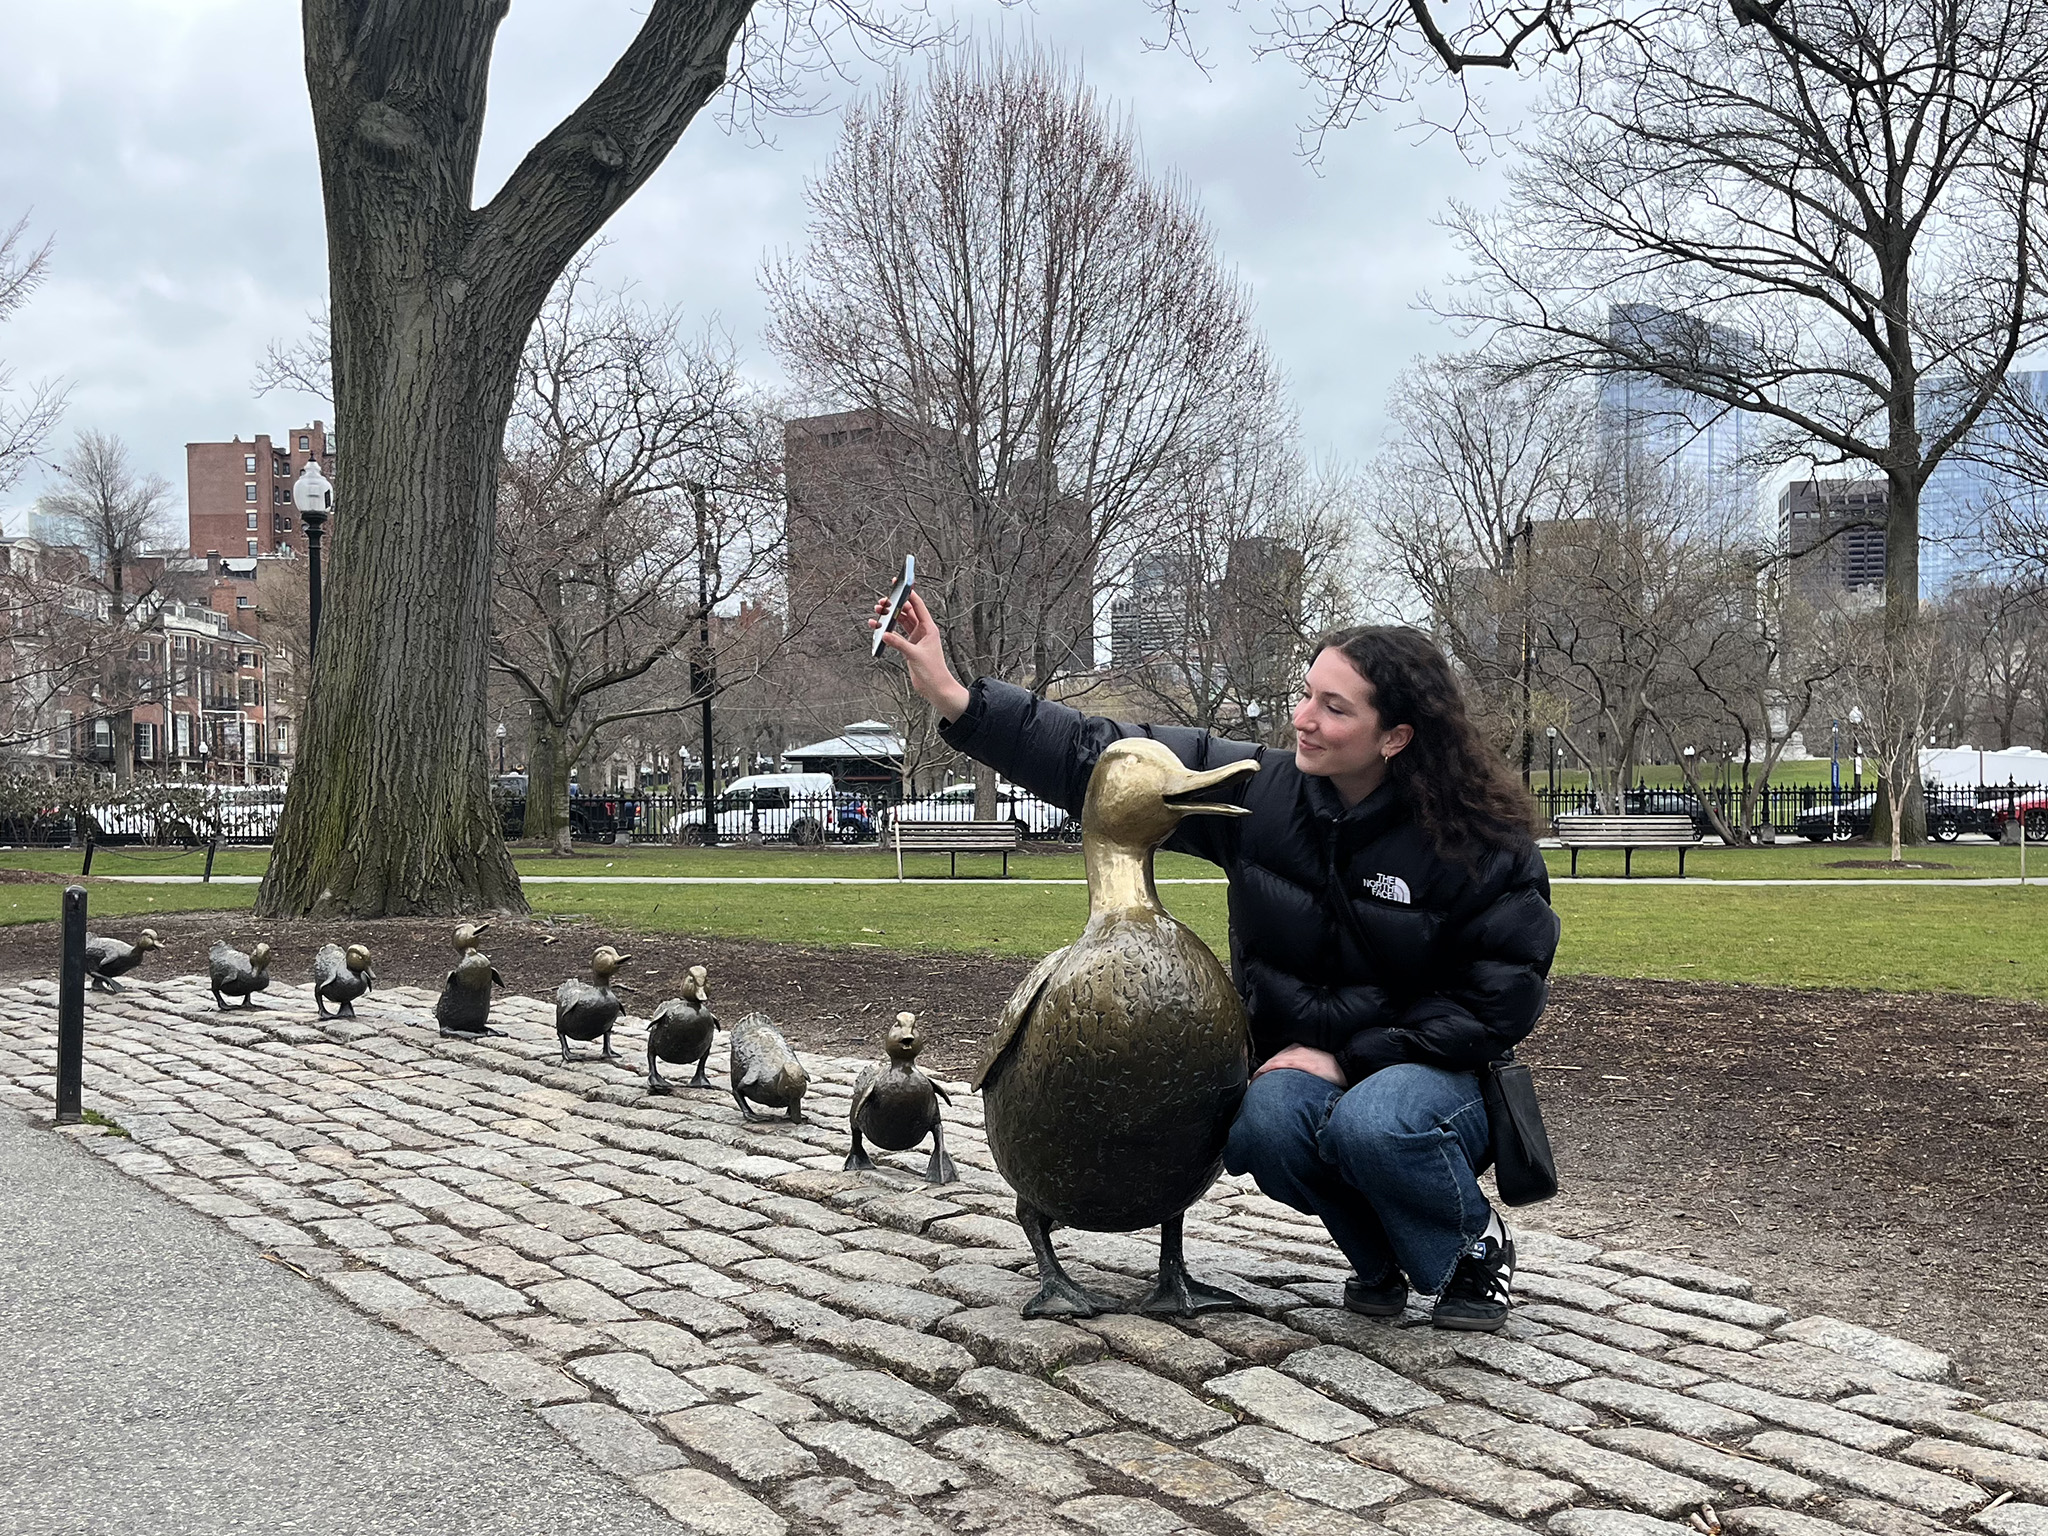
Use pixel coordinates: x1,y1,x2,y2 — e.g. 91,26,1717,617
877,591,1558,1331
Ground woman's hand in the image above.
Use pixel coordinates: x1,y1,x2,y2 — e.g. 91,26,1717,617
1254,1045,1347,1086
873,587,970,723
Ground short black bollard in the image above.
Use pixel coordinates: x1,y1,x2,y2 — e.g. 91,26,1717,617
203,837,218,884
80,832,95,878
56,884,86,1125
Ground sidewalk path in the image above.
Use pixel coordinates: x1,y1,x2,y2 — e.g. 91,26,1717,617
5,974,2045,1536
0,1099,679,1534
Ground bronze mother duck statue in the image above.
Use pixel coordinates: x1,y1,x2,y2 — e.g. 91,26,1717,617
976,737,1257,1318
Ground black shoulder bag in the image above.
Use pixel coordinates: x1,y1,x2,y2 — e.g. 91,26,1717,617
1325,847,1558,1206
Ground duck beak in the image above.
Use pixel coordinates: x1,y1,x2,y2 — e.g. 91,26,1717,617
1160,756,1259,818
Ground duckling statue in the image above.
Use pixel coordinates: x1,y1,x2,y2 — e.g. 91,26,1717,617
646,964,717,1094
436,948,505,1038
83,928,159,992
847,1011,955,1185
208,940,273,1010
976,738,1259,1318
729,1011,808,1122
312,942,375,1019
454,920,492,954
556,945,630,1064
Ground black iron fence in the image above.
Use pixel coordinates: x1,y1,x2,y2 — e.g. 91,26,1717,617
1537,781,2048,840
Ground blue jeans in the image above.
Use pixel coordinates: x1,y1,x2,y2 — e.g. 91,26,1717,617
1223,1065,1493,1295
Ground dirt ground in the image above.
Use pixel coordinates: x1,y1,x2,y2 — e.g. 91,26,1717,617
11,909,2043,1399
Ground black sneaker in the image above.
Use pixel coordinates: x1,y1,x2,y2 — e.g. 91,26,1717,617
1343,1272,1410,1317
1433,1224,1515,1332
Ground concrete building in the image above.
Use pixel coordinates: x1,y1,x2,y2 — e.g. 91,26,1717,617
186,421,332,562
1598,304,1760,531
1917,369,2048,595
1779,479,1888,604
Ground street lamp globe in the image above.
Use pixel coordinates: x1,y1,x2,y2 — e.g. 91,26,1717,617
292,460,334,662
1848,705,1864,727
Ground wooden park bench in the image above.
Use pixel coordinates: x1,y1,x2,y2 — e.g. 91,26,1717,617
890,818,1024,879
1553,813,1701,878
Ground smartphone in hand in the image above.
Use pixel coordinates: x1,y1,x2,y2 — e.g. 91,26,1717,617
871,554,915,658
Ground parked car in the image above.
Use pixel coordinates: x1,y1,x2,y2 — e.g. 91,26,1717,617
1794,792,1876,842
1985,794,2048,843
494,791,622,844
1924,794,2002,842
886,780,1075,840
834,792,879,843
1624,788,1712,838
674,772,838,846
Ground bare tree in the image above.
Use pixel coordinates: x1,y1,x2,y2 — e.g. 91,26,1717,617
35,431,175,786
259,2,930,918
490,270,787,854
765,46,1282,816
0,217,65,500
1367,357,1594,765
1846,604,1966,862
1442,0,2048,842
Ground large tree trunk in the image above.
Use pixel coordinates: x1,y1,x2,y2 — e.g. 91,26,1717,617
259,0,749,916
522,707,572,852
1871,466,1926,850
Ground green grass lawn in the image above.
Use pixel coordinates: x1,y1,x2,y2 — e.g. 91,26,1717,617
8,839,2043,1003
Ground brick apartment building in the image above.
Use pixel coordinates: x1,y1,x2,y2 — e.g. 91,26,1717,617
186,420,332,563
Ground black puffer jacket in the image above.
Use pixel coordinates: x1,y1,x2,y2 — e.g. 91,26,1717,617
940,678,1559,1083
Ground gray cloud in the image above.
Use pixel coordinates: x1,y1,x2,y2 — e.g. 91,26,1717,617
0,0,1521,526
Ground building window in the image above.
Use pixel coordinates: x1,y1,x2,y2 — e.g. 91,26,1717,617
247,540,258,557
244,483,257,502
244,454,257,473
247,511,259,530
236,595,252,609
275,723,289,751
136,722,155,761
298,435,310,451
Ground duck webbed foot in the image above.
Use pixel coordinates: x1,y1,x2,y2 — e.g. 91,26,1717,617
688,1056,712,1089
1017,1199,1118,1319
925,1124,957,1186
844,1127,876,1172
1135,1213,1249,1317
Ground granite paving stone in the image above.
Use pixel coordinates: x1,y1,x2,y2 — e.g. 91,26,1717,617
1204,1365,1373,1442
1428,1367,1603,1430
0,976,1997,1536
634,1468,790,1536
1581,1427,1824,1505
1337,1428,1581,1519
1897,1438,2048,1502
1692,1382,1912,1452
957,1367,1114,1441
1773,1319,1953,1383
938,1307,1105,1373
935,1425,1096,1499
1200,1425,1408,1510
455,1349,592,1405
1377,1496,1536,1536
794,1419,977,1496
805,1368,960,1436
1743,1432,1984,1517
1282,1343,1445,1416
1062,1359,1237,1441
660,1403,822,1484
1472,1422,1718,1516
1070,1431,1257,1507
1975,1505,2048,1536
567,1351,708,1415
1563,1376,1762,1438
1223,1487,1392,1536
1841,1399,2048,1458
537,1400,689,1476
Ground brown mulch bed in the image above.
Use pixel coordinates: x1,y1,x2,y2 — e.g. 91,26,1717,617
6,910,2042,1398
1823,859,1957,870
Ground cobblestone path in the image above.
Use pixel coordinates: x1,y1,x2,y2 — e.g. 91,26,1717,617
6,973,2045,1536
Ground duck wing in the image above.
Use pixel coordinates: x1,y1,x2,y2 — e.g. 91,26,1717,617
850,1062,880,1124
971,944,1069,1093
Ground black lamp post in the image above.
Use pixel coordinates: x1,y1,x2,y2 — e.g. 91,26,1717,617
496,722,506,776
1545,726,1558,804
292,461,333,661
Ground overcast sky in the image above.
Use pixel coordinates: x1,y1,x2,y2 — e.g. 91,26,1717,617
0,1,1529,532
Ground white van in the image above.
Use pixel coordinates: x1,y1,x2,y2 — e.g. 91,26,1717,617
675,772,838,845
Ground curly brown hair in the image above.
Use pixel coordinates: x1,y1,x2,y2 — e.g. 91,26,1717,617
1316,625,1538,864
